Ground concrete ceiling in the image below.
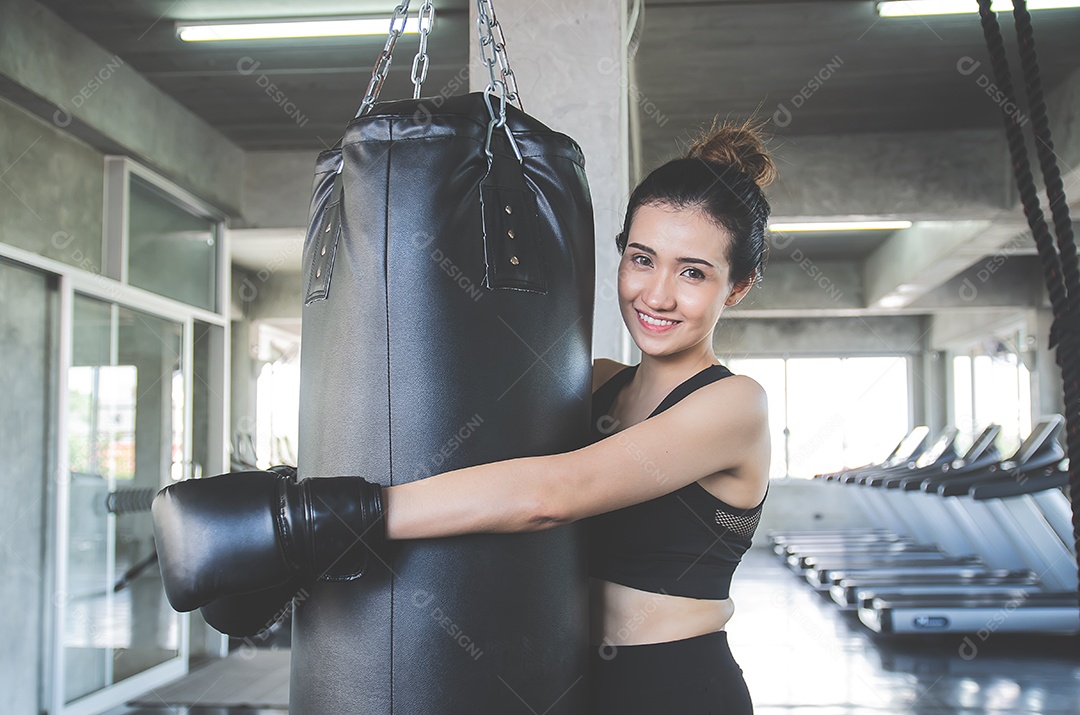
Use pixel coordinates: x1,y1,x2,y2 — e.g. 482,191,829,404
31,0,1080,319
35,0,472,150
36,0,1080,154
635,0,1080,164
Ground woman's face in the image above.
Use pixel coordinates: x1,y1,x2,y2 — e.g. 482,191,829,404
617,203,753,359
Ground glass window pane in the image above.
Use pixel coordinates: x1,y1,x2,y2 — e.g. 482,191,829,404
786,358,849,477
971,349,1030,456
255,324,301,469
723,356,912,478
127,175,218,311
1018,359,1032,439
953,355,974,436
64,295,184,703
839,357,910,471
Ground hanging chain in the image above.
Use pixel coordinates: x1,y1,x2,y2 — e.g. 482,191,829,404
488,9,521,111
356,1,412,118
477,0,522,163
350,1,522,162
411,1,436,99
476,0,522,112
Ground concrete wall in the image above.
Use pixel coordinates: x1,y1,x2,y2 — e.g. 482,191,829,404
240,150,318,230
1028,309,1068,420
0,97,104,268
0,0,244,215
229,266,264,456
0,260,53,715
716,315,927,358
769,129,1010,220
753,479,877,549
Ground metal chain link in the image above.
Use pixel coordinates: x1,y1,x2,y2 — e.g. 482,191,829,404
488,13,521,110
477,0,522,163
476,0,522,112
411,1,436,99
350,1,522,163
356,1,413,118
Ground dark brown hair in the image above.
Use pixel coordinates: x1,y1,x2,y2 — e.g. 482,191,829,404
616,117,776,287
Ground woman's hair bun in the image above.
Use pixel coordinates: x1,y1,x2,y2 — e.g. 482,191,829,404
684,117,776,189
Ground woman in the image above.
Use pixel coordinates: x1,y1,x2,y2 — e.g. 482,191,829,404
385,120,772,714
155,119,774,714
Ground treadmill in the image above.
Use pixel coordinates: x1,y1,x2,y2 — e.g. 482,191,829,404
796,430,1010,587
784,429,966,571
862,427,961,487
769,427,932,556
858,458,1078,634
808,419,1066,592
827,425,1039,608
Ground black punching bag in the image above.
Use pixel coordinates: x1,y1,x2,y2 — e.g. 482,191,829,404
292,91,594,714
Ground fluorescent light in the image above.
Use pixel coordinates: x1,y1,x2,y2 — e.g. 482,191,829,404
768,221,913,232
877,1,1080,17
177,18,420,42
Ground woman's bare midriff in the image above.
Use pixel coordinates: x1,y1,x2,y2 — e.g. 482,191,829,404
589,577,735,646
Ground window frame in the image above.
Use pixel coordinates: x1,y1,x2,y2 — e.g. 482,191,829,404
102,156,228,315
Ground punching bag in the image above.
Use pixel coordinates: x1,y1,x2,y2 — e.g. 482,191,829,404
291,4,595,712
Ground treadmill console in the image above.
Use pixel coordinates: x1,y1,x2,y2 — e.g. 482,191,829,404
1011,415,1065,465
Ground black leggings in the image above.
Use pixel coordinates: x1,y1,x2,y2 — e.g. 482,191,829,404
588,631,752,715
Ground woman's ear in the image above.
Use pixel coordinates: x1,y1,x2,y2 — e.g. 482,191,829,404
724,272,756,307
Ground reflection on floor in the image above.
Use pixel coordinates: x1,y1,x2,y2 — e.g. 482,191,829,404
106,549,1080,715
730,550,1080,715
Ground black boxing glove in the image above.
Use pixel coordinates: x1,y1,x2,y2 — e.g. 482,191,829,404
199,576,312,638
194,467,316,638
151,468,384,613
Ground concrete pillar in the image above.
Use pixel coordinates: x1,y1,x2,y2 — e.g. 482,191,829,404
0,260,51,715
1030,308,1066,420
469,0,632,361
915,349,949,438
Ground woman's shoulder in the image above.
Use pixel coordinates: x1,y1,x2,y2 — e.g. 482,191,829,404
592,358,629,394
691,371,769,421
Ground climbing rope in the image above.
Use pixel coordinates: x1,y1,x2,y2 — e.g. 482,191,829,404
975,0,1080,604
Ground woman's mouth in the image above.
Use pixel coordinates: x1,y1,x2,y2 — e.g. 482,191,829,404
636,310,681,333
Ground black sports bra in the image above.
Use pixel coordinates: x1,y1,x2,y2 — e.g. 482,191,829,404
586,363,766,600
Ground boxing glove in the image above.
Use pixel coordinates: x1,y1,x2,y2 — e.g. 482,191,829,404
151,468,384,613
194,468,314,638
200,576,311,638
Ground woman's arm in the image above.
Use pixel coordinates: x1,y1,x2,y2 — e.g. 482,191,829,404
383,374,768,540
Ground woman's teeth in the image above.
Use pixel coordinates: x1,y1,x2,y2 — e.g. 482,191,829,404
638,311,678,327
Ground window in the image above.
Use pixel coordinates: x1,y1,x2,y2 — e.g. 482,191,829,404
726,356,911,478
103,157,225,314
127,175,219,311
253,323,301,468
952,335,1032,457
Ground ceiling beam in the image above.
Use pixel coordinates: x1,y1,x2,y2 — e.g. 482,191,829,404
855,65,1080,312
1042,65,1080,211
767,128,1010,221
0,0,244,215
863,219,1011,309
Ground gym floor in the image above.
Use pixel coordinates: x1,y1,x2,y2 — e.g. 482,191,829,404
104,549,1080,715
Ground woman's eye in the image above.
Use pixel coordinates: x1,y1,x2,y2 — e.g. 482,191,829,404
683,268,705,280
632,254,652,267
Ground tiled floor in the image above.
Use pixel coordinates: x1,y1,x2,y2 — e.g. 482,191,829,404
106,550,1080,714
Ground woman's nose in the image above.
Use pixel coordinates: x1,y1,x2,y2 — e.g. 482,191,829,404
642,273,676,310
